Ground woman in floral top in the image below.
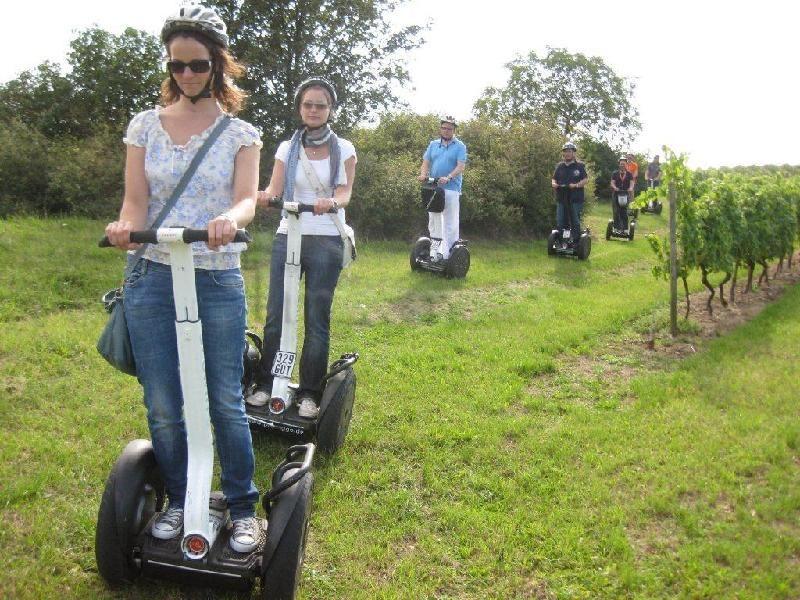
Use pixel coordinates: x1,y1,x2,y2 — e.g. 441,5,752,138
104,5,261,553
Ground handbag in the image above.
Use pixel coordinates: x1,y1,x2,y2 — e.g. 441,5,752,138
298,146,357,268
96,116,232,374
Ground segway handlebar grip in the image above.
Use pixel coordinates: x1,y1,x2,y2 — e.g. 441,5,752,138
267,197,337,213
99,228,252,247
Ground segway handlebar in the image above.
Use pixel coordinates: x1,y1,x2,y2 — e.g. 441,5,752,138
98,228,252,247
262,443,315,512
267,197,338,213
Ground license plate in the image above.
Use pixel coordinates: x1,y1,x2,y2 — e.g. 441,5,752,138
271,351,296,378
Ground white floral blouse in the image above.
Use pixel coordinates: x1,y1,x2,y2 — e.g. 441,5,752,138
124,107,262,270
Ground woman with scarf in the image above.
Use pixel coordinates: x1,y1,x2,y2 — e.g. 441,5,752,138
246,77,357,419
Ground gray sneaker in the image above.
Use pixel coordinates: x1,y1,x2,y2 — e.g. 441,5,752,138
297,397,319,419
152,507,184,540
246,387,269,407
230,517,261,553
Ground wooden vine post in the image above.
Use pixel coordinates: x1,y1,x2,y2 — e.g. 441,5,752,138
669,181,678,336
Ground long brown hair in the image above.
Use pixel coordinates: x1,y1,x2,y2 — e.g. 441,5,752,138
160,31,247,114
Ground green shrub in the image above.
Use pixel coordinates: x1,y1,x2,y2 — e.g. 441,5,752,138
0,120,52,216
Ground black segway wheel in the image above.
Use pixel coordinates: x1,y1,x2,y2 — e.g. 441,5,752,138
317,367,356,455
410,238,430,271
629,223,636,241
445,245,470,279
547,231,558,255
261,473,314,600
605,221,613,241
577,234,591,260
96,439,165,585
654,202,663,215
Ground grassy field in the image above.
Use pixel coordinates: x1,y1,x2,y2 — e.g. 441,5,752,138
1,207,798,599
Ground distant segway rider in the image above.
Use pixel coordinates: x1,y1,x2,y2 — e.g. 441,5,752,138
611,156,635,231
551,142,589,243
646,155,661,188
104,4,261,552
417,116,467,259
246,77,357,420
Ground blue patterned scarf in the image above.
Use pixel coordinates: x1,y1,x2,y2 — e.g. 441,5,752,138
283,127,341,203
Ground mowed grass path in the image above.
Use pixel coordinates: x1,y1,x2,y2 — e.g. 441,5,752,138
0,210,798,599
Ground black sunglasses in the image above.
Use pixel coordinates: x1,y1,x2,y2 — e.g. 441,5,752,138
166,59,213,74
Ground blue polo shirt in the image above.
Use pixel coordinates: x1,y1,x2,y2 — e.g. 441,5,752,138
423,137,467,192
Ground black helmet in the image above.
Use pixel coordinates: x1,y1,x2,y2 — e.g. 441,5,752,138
562,142,577,151
161,5,229,48
293,77,338,111
440,115,457,127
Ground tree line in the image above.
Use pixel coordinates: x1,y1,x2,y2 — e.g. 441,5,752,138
0,1,684,238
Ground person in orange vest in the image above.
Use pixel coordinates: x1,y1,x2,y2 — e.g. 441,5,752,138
625,153,639,197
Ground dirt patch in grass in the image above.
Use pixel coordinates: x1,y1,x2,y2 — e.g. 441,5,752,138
649,258,800,359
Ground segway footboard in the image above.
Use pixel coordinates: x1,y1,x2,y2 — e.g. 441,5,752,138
139,491,265,591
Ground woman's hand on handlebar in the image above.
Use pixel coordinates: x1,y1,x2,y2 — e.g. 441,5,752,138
314,197,337,215
207,213,238,250
105,220,140,251
256,190,271,207
417,174,428,182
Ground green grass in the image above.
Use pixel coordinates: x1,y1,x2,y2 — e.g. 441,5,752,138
1,207,798,599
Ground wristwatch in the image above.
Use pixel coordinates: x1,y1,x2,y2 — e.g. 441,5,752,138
331,198,339,210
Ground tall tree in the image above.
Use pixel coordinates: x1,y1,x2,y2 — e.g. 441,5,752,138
68,27,163,132
204,0,425,146
0,62,78,137
0,27,162,138
474,47,640,144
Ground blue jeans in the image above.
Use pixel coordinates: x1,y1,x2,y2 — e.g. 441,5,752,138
258,234,343,398
124,259,258,520
557,200,583,242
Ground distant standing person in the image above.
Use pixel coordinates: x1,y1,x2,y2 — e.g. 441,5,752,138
625,153,639,195
417,115,467,259
551,141,589,244
646,155,661,188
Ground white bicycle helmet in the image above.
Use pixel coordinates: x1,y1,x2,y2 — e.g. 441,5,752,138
440,115,457,127
161,5,229,48
562,141,577,151
293,77,338,111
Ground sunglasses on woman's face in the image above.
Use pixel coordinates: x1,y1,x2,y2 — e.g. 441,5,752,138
166,59,212,74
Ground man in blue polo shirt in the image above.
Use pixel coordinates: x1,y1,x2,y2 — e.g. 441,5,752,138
418,115,467,259
551,141,589,244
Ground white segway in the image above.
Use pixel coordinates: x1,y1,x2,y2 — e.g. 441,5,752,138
96,228,314,598
244,199,359,455
409,177,470,278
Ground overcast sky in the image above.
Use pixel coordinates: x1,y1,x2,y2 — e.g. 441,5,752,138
3,0,798,168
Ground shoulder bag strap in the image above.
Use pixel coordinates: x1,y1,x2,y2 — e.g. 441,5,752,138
126,116,232,275
298,145,349,241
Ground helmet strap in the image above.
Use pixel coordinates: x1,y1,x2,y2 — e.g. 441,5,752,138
171,74,214,104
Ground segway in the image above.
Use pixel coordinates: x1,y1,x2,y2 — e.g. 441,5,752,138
641,179,663,215
409,177,470,278
547,184,591,259
96,228,314,598
606,190,636,241
243,198,359,455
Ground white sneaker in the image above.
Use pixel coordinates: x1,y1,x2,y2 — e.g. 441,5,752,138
246,388,269,407
297,397,319,419
230,517,261,553
152,507,184,540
